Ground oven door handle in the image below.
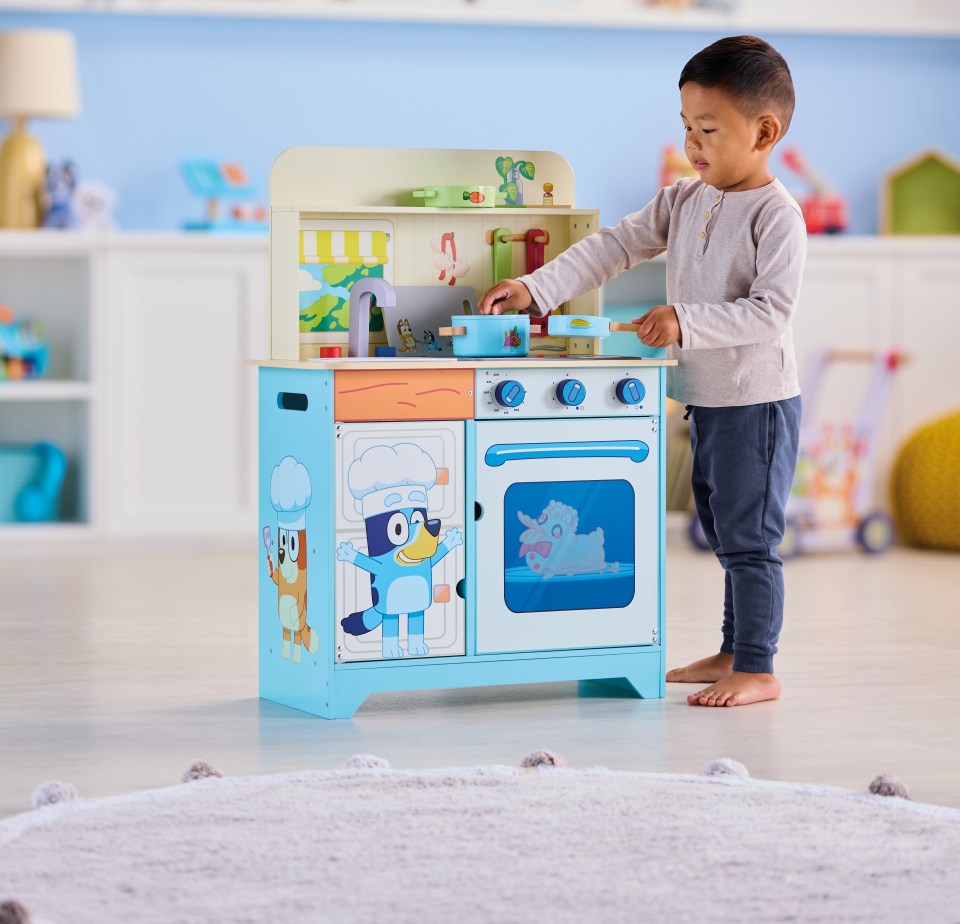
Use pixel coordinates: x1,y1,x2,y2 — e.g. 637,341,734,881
484,440,649,467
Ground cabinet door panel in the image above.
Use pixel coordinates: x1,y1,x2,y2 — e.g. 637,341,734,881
334,420,466,662
104,250,267,533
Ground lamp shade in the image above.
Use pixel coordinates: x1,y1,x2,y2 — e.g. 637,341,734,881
0,29,80,119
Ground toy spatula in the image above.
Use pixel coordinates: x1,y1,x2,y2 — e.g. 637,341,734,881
547,315,640,338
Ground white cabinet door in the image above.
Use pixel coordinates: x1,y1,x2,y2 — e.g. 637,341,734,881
334,421,466,662
103,247,268,534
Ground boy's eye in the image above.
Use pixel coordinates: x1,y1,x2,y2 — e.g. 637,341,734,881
703,129,716,134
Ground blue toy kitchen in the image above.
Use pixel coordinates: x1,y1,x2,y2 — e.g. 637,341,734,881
256,146,675,718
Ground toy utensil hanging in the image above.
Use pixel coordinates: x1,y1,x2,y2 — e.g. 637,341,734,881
547,315,640,338
524,228,549,335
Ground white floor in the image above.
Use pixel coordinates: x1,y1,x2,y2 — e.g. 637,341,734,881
1,534,959,818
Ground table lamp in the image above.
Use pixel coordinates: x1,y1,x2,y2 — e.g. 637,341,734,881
0,29,80,229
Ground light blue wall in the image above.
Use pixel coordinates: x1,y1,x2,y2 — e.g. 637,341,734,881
2,10,958,232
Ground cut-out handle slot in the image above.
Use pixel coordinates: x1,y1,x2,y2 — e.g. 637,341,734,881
277,392,308,412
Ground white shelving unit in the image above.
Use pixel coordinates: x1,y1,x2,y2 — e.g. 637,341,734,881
0,237,100,532
1,0,958,36
0,230,269,540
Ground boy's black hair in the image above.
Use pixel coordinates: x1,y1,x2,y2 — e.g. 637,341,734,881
679,35,795,135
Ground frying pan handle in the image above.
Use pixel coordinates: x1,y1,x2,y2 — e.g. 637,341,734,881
609,322,641,333
439,326,467,336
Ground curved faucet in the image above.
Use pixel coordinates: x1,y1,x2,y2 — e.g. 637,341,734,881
347,278,397,358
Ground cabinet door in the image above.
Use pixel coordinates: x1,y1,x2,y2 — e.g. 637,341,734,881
103,248,268,534
795,253,897,425
334,420,466,662
893,255,960,453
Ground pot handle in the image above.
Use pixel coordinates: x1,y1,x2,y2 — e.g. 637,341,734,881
439,326,467,336
609,322,641,333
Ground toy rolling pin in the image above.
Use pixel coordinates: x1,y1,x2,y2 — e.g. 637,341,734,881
547,315,640,338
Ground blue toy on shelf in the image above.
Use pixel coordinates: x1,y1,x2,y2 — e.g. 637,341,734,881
180,160,268,232
0,442,68,523
0,305,49,380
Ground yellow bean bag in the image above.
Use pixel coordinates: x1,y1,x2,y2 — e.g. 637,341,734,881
891,411,960,551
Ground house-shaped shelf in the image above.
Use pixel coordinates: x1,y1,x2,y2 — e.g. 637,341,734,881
882,148,960,234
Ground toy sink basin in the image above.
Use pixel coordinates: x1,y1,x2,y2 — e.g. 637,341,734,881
440,314,530,357
411,185,496,208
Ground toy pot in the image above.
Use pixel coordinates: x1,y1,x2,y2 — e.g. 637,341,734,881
439,315,530,358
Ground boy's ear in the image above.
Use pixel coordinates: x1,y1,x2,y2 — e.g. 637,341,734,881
755,113,783,151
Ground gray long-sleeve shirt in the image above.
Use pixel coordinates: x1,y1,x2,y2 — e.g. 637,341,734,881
518,177,807,407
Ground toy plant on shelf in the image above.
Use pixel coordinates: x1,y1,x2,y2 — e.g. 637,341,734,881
0,305,48,380
495,156,535,206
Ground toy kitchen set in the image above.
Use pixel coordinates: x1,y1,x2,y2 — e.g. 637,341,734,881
256,146,675,718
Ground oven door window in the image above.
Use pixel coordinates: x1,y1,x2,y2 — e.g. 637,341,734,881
504,479,635,613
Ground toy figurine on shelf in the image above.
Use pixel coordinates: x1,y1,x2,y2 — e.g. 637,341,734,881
0,304,48,380
180,160,268,232
781,148,849,234
43,160,77,229
542,183,554,206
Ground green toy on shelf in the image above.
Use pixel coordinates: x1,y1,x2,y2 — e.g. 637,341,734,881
411,185,495,208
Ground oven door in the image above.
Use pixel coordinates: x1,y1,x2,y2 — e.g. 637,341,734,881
475,417,659,654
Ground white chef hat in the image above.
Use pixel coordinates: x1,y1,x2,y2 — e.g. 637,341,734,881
270,455,312,531
347,443,437,519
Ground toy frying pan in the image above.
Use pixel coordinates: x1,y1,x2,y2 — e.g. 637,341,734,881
547,315,640,338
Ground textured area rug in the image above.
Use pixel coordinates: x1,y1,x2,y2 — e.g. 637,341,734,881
2,762,960,924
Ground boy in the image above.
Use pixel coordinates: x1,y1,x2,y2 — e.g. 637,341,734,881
478,35,805,707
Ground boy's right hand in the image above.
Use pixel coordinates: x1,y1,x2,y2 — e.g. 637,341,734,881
477,279,533,314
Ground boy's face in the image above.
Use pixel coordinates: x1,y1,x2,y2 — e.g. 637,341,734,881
680,82,779,192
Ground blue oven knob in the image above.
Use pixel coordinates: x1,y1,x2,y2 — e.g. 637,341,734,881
615,377,646,405
556,378,586,407
493,379,526,408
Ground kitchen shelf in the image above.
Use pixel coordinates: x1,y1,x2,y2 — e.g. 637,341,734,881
1,0,958,36
294,206,597,217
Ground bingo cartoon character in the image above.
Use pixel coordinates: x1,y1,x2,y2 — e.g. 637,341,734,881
396,318,417,354
267,456,318,663
337,443,463,659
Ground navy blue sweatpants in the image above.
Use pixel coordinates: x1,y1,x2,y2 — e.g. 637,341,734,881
688,396,802,674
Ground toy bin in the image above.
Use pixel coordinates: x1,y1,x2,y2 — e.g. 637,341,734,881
0,443,67,523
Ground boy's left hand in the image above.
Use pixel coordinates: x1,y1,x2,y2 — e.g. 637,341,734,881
634,305,681,348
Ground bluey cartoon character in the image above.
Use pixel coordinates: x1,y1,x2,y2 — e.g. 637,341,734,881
397,318,417,354
337,443,463,659
267,456,318,663
422,329,441,352
517,500,618,579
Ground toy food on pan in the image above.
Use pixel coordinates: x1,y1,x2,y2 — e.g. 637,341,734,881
547,314,640,338
439,315,530,357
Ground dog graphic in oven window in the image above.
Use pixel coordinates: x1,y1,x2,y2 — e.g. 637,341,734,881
518,500,619,579
337,443,463,659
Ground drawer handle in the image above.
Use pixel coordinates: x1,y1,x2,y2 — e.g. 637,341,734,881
484,440,649,466
277,392,308,412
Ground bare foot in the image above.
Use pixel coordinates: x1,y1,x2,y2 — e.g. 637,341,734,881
687,671,781,707
666,652,734,684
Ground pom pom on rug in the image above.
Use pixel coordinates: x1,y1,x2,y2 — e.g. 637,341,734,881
704,758,750,779
520,750,568,769
869,774,911,800
0,899,32,924
343,754,392,770
31,780,78,808
181,761,224,783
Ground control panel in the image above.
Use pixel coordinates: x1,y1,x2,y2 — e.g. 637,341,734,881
475,366,659,419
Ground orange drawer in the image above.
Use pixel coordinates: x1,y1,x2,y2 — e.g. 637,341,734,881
334,369,475,421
